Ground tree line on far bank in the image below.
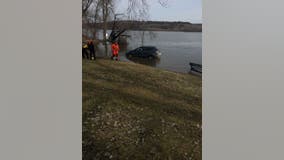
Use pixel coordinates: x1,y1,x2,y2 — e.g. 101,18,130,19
92,20,202,32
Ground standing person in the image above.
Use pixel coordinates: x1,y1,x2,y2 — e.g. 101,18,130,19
111,42,119,60
88,39,96,60
82,43,88,59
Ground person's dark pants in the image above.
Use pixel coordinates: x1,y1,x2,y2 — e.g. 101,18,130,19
90,49,96,60
82,48,88,59
111,53,119,60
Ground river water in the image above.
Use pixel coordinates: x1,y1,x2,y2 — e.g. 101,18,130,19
95,31,202,74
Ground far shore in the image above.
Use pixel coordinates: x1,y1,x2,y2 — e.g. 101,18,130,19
84,20,202,32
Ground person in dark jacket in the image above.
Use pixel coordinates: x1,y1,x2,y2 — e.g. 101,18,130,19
82,43,89,59
87,40,96,60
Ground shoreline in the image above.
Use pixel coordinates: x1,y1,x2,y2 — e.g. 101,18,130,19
86,57,202,76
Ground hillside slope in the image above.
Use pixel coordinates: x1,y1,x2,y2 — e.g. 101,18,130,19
83,59,202,160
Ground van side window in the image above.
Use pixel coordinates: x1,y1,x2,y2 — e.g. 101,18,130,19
137,48,143,52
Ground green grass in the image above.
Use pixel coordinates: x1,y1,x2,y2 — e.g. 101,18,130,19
83,59,202,160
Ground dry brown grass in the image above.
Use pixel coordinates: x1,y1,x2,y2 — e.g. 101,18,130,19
83,59,202,160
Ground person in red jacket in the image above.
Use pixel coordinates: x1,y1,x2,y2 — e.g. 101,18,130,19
111,42,119,60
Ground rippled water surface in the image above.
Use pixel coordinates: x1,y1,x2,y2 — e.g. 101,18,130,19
96,31,202,73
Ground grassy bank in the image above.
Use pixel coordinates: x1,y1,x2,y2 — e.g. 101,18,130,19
83,59,202,160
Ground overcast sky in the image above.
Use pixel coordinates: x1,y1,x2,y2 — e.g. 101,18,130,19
116,0,202,23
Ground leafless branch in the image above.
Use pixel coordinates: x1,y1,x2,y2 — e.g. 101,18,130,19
158,0,169,7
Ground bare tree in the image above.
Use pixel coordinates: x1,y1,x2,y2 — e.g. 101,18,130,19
125,0,169,20
89,0,102,38
82,0,168,56
82,0,93,16
124,0,168,46
83,0,115,56
158,0,169,7
101,0,115,56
